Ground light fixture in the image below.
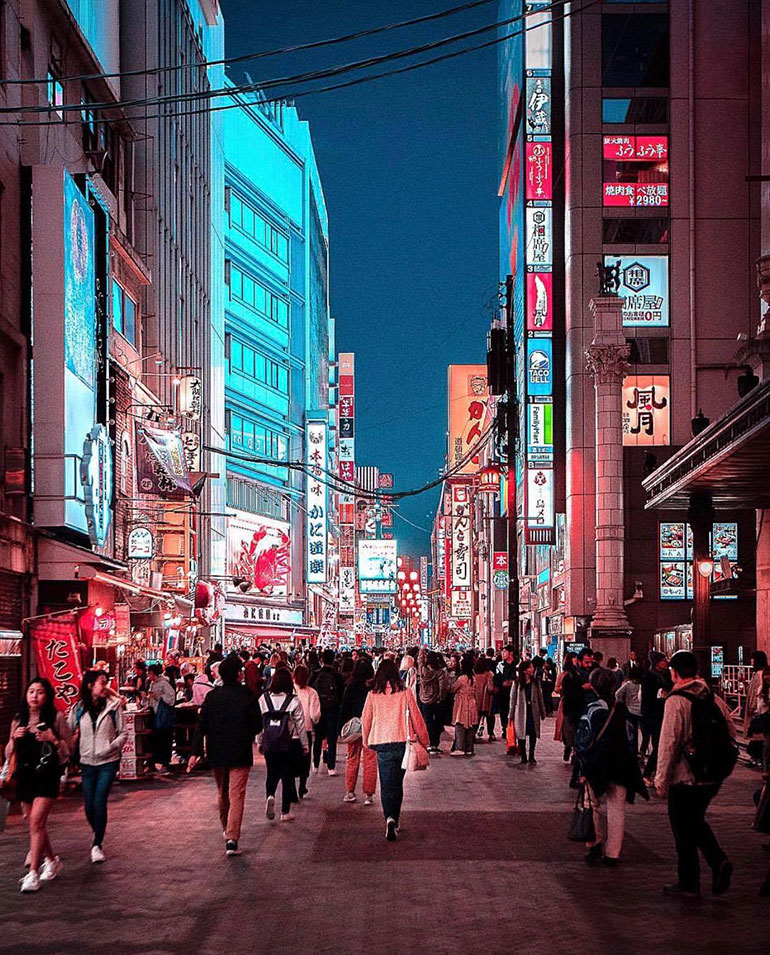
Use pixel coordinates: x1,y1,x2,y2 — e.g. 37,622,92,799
697,559,715,578
397,571,406,581
409,571,418,582
94,606,104,617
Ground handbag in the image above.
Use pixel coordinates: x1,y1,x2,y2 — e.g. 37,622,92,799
754,783,770,835
339,717,362,744
0,751,17,803
567,783,597,843
748,711,770,736
402,696,429,772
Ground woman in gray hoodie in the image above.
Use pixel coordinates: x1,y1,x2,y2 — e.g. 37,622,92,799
69,670,126,864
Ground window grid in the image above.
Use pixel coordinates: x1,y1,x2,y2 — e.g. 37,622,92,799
229,190,289,263
228,263,289,329
227,334,289,393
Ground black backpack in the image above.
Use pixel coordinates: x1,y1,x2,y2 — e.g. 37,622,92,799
314,670,340,711
261,694,293,755
671,689,738,784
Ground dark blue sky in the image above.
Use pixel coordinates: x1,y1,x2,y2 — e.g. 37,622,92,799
220,0,499,555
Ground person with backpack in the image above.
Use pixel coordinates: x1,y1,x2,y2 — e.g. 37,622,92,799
310,649,346,776
417,647,447,754
69,670,126,864
147,664,176,775
655,650,738,898
188,655,262,855
259,667,308,822
577,668,648,867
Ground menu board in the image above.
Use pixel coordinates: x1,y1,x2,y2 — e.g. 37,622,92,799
659,522,737,600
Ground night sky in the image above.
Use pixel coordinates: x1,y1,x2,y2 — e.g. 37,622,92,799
219,0,499,555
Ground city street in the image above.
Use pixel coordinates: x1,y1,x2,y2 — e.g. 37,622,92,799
1,729,768,955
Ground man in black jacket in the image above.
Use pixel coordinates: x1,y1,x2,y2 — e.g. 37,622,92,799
310,649,346,776
494,646,518,735
189,655,262,856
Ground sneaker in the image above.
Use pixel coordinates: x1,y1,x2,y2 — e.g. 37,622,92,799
343,792,357,803
386,818,397,842
327,768,338,777
90,845,106,864
39,856,62,882
19,870,40,893
266,795,276,820
712,860,733,896
451,750,465,758
364,795,374,806
225,840,242,856
280,812,296,822
662,883,700,899
298,788,308,800
24,851,32,868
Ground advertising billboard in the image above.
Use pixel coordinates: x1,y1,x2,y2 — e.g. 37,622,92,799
527,401,553,465
450,483,473,589
603,134,669,207
525,141,552,201
357,539,398,594
605,255,669,327
526,338,553,396
658,521,738,600
526,272,553,331
622,376,670,446
447,365,490,474
306,421,328,583
227,510,290,597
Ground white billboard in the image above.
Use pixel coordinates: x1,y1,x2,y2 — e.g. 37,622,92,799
358,539,397,594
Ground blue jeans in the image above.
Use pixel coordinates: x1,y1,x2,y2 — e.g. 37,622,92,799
81,760,120,847
371,742,406,823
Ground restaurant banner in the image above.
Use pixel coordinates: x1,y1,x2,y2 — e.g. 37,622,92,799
29,613,83,711
136,423,193,497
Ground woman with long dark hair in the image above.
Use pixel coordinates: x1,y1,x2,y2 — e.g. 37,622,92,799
554,652,577,761
259,667,308,822
5,678,72,892
451,654,478,756
293,664,320,800
68,670,126,864
510,660,546,765
339,658,377,804
361,659,429,842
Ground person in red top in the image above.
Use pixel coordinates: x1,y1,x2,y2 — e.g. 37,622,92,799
362,659,429,842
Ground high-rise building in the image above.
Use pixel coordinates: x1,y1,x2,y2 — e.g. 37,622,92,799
221,87,334,645
499,0,761,661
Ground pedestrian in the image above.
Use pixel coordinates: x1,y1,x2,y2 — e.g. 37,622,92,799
293,664,321,799
192,669,216,705
340,658,377,804
473,656,494,740
205,642,224,680
655,650,736,898
745,650,769,758
641,651,671,785
578,667,648,867
417,647,446,754
259,667,308,823
622,649,641,681
615,667,643,754
554,652,577,761
399,654,418,695
361,659,429,842
188,655,262,855
606,657,624,691
451,654,478,756
310,649,345,776
243,654,264,698
510,660,546,765
493,645,517,735
147,663,176,775
69,670,127,864
541,657,557,716
5,678,72,892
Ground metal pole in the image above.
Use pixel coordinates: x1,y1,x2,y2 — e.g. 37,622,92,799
505,274,520,658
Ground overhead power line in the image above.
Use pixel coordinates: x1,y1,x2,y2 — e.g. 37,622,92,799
1,0,499,88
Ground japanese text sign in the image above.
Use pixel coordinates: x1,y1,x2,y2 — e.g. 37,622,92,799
622,375,670,446
30,614,83,712
447,365,490,474
306,421,328,583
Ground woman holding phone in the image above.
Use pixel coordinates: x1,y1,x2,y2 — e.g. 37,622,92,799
5,677,72,892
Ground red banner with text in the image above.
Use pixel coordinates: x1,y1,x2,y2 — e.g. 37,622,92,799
29,613,84,712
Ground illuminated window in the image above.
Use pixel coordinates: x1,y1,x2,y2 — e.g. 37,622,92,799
603,135,669,207
111,279,137,346
47,70,64,118
228,336,290,393
229,264,288,328
602,97,668,124
228,189,289,263
659,522,738,601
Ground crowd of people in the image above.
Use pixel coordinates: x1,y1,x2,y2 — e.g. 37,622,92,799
3,640,769,899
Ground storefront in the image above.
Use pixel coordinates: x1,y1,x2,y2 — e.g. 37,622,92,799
224,599,310,648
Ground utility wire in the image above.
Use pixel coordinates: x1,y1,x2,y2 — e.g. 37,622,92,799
0,0,570,119
0,0,596,128
1,0,499,88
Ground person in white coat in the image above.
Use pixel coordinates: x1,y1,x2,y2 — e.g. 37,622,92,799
69,670,126,863
293,665,321,799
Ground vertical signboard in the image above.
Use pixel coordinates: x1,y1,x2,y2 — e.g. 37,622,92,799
337,353,355,612
523,5,554,545
622,376,671,446
447,365,490,474
604,255,669,327
306,421,328,583
450,483,472,621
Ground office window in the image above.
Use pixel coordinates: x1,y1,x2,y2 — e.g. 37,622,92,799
111,279,137,346
228,336,289,393
228,188,289,263
229,265,289,328
626,338,669,364
47,70,64,118
602,14,669,87
603,217,669,244
602,97,668,124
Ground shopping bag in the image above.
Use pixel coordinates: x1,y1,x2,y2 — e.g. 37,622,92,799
506,720,518,755
754,783,770,835
567,784,596,843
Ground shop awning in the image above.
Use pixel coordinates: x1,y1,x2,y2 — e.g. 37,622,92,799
226,624,319,643
644,375,770,511
37,536,129,581
76,565,168,600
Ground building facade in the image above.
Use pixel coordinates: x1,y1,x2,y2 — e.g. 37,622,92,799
499,0,762,662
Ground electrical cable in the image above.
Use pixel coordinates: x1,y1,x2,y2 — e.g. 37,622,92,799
2,0,499,88
0,0,573,120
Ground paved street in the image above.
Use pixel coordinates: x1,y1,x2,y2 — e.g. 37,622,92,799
1,725,768,955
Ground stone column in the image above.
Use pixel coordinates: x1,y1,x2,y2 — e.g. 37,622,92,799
585,294,632,657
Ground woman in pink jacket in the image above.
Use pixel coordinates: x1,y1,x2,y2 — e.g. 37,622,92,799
362,659,429,842
293,665,320,800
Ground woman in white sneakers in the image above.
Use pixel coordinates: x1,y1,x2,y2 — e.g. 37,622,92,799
6,678,72,892
69,670,127,864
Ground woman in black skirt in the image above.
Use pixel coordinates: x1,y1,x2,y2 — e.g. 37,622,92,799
5,678,72,892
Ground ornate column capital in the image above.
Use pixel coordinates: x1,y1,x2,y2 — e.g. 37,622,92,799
585,343,631,384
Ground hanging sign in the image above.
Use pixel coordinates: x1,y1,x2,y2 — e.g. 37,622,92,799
136,423,193,497
306,421,328,583
178,376,202,419
127,526,154,559
29,613,83,711
80,424,113,546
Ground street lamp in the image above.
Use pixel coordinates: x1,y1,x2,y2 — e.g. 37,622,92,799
697,558,715,577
